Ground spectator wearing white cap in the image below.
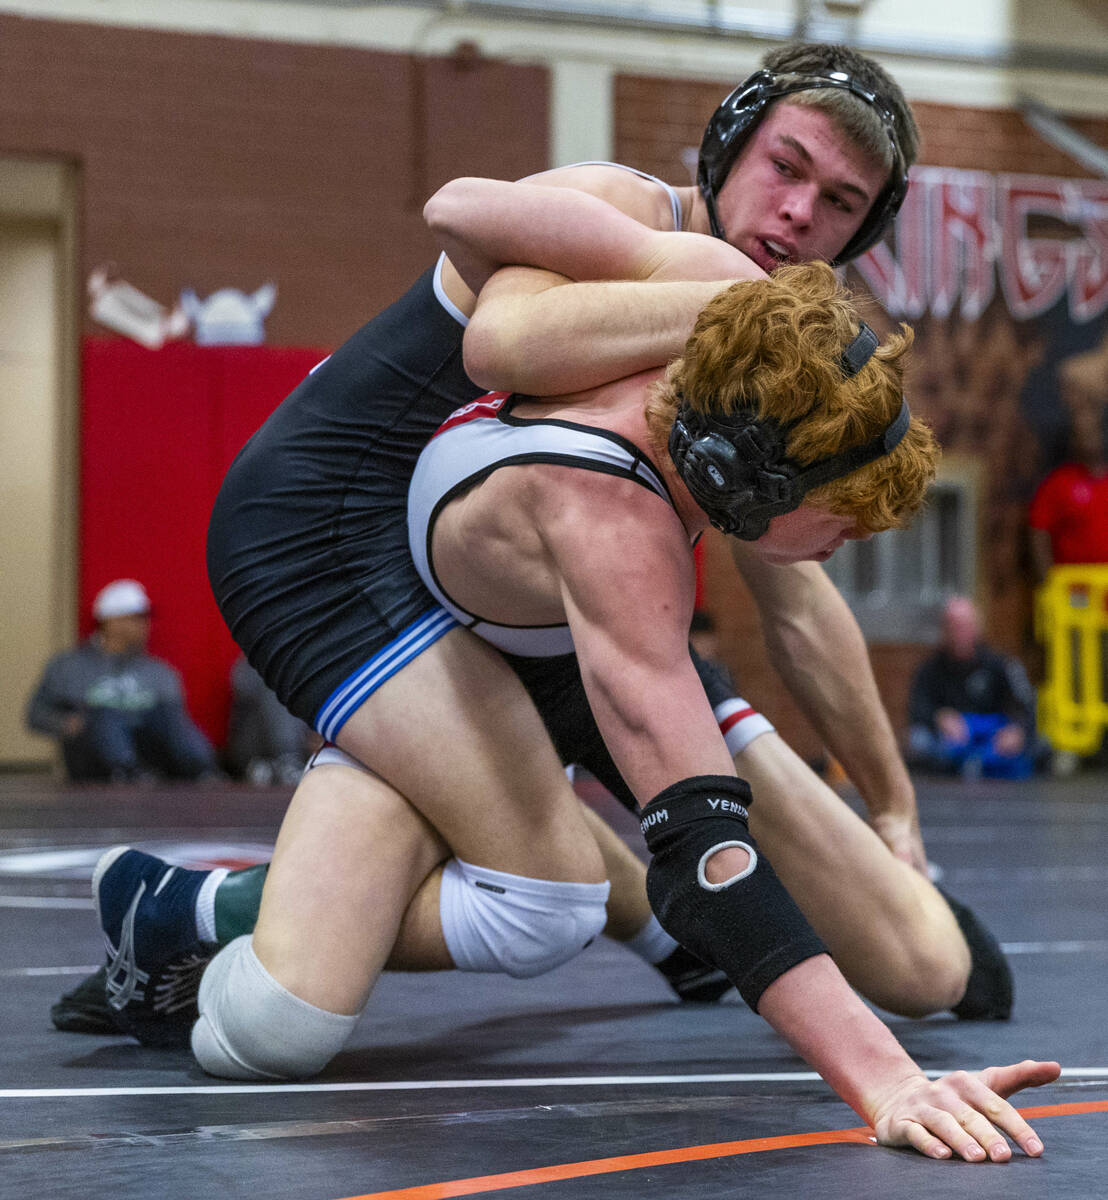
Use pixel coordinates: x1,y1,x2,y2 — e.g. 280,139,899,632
25,579,218,783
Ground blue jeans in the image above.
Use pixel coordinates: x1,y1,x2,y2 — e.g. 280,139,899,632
908,713,1035,781
62,703,217,782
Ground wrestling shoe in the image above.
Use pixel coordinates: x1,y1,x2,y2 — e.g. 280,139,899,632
93,846,217,1048
50,964,123,1035
655,944,734,1003
938,886,1014,1021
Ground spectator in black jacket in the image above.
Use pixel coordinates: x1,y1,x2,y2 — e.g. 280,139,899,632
906,596,1047,780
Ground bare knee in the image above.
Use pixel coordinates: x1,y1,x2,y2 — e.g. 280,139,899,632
864,906,971,1018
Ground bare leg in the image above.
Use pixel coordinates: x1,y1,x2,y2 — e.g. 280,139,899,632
336,628,606,886
253,630,609,1017
578,803,651,940
738,732,970,1016
577,750,969,1016
251,763,451,1014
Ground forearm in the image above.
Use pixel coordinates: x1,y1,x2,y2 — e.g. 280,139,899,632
757,954,920,1123
732,550,915,820
465,273,734,394
431,174,764,395
427,176,762,296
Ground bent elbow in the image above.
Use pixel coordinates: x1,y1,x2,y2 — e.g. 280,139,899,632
463,310,521,391
422,182,458,237
423,177,483,236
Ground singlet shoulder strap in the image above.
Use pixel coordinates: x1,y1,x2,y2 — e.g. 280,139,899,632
432,254,470,326
553,161,684,232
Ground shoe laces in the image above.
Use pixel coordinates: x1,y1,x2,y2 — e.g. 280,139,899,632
151,952,210,1017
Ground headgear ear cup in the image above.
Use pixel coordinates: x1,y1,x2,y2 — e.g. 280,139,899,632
697,69,909,265
669,323,910,539
668,409,797,540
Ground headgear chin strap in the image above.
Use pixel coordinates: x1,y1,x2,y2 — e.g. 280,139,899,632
697,68,909,265
667,322,911,541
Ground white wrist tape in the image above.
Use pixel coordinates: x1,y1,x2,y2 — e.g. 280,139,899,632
715,698,775,756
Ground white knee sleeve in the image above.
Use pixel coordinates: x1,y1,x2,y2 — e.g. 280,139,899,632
191,935,360,1081
440,859,610,979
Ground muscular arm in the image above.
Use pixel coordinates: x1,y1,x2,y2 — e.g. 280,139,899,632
423,172,764,396
466,268,741,396
545,475,1055,1155
551,473,731,798
729,542,926,871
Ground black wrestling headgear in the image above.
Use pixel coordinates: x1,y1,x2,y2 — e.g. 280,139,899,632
697,68,909,265
667,321,910,540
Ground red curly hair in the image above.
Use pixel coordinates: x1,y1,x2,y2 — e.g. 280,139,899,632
644,262,938,532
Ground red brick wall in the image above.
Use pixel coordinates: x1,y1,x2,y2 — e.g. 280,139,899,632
0,15,548,348
0,15,548,737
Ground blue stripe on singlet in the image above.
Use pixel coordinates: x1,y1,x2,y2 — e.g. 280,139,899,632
314,607,459,741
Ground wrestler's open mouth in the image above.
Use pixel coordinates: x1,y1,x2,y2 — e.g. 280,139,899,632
761,239,793,265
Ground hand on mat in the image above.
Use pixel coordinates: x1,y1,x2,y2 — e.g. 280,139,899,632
870,1059,1062,1161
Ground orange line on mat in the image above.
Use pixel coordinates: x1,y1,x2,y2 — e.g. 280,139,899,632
337,1099,1108,1200
336,1127,875,1200
1017,1099,1108,1119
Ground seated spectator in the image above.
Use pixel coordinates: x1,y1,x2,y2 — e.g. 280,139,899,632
25,579,218,783
1028,392,1108,578
1029,389,1108,774
225,656,315,785
906,596,1047,780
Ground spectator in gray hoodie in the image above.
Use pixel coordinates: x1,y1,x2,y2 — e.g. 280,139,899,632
26,578,217,782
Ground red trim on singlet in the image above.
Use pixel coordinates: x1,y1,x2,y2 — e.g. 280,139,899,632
432,392,510,439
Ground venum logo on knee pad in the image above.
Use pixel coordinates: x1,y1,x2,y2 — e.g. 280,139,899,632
639,776,753,844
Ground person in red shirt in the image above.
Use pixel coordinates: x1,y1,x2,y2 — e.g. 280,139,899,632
1029,370,1108,575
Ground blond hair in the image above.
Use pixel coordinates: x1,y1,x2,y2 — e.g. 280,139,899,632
645,262,938,532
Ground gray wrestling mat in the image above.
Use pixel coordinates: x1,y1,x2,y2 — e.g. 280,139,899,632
1,770,1106,1199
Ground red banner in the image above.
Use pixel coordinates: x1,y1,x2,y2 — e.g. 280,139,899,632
80,339,327,743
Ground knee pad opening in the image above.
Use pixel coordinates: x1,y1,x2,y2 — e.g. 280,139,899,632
698,841,757,891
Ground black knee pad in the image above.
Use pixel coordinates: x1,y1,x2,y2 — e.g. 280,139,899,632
937,887,1013,1021
641,775,827,1011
